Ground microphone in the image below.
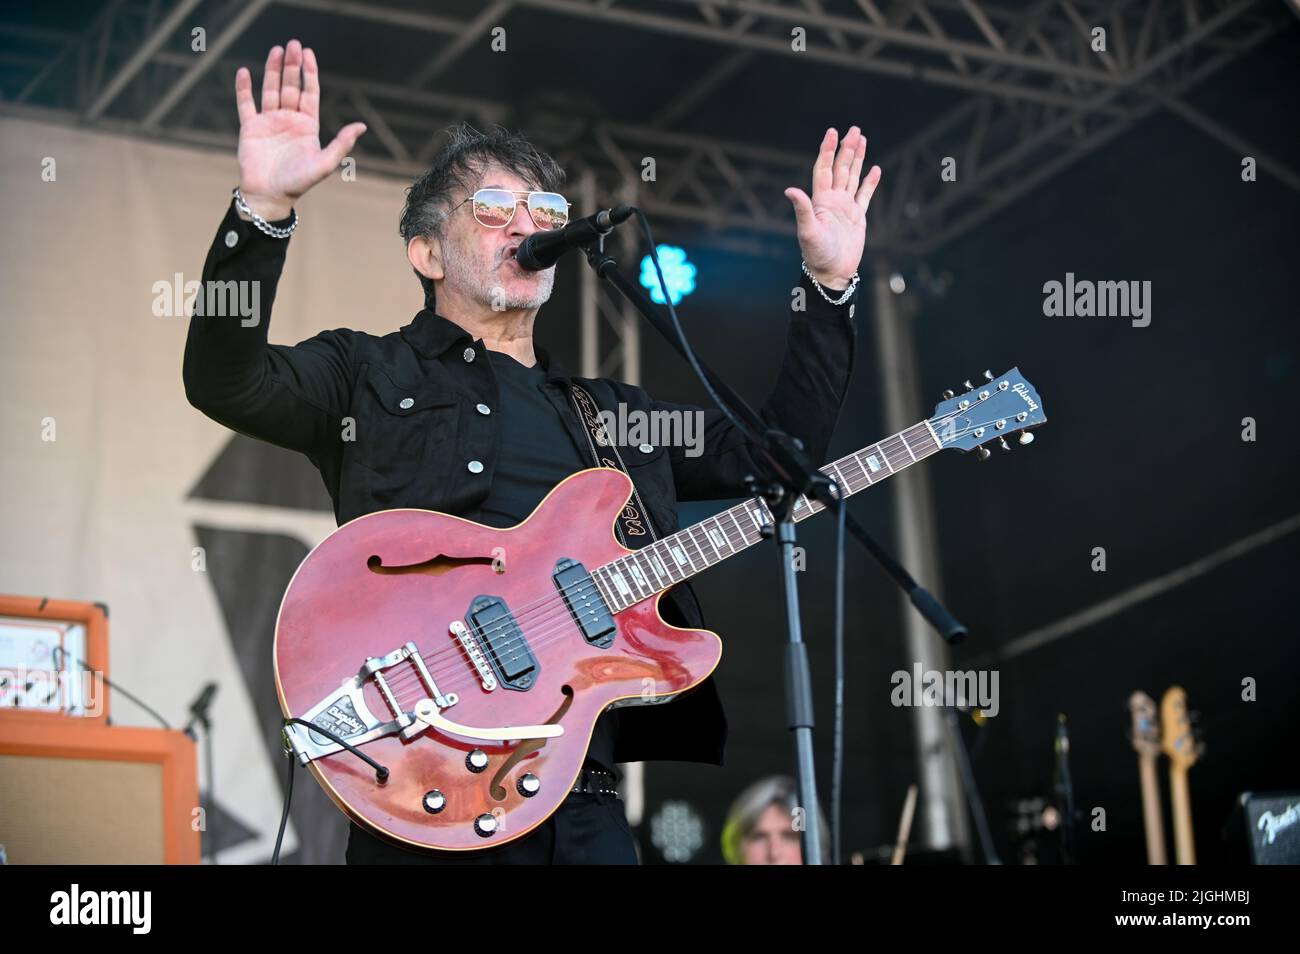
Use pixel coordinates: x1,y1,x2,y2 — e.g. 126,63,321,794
515,205,636,271
184,681,218,739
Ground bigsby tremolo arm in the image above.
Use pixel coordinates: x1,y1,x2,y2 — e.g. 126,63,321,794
410,698,563,742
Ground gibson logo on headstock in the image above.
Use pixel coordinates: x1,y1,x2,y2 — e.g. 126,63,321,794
1012,382,1039,412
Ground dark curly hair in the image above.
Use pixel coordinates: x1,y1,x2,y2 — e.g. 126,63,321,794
399,122,566,309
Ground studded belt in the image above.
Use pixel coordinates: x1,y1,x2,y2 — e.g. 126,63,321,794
571,765,621,798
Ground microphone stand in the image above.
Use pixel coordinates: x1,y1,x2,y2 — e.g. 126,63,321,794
1054,713,1076,865
580,225,969,865
945,694,1001,864
185,683,218,864
759,464,826,867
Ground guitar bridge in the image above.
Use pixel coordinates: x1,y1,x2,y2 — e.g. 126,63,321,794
283,641,457,765
450,620,497,691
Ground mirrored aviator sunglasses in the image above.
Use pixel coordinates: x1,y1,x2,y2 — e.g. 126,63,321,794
470,189,570,231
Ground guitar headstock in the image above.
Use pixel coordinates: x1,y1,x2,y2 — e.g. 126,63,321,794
1160,685,1203,771
929,368,1046,459
1128,691,1161,759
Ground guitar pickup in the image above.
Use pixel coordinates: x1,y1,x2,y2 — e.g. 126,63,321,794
467,596,537,691
554,558,616,649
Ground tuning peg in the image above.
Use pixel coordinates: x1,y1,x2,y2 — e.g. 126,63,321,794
976,446,991,461
963,379,974,390
998,437,1011,451
983,370,994,381
942,389,955,400
1018,432,1035,446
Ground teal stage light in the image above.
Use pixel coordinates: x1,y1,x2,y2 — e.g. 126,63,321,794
639,245,697,305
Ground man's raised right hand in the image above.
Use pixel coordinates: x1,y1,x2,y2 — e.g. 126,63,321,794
234,39,366,221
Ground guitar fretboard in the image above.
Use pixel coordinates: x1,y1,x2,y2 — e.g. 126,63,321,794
590,420,942,612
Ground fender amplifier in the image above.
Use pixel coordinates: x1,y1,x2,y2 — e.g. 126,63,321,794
1226,791,1300,865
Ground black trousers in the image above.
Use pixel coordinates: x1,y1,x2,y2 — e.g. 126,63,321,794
345,791,639,865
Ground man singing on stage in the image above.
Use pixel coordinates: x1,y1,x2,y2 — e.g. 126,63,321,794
184,38,881,864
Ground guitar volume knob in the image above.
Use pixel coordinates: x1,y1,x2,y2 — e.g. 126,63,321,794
517,773,541,797
466,749,489,773
474,813,499,838
422,790,446,814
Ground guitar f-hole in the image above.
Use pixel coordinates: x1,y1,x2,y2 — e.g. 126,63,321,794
488,686,574,801
366,553,499,577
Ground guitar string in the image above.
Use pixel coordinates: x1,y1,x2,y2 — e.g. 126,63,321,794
378,430,952,700
335,405,987,696
379,413,1008,701
383,424,942,685
361,409,1013,702
407,403,1023,692
381,424,939,691
378,419,967,696
395,420,945,672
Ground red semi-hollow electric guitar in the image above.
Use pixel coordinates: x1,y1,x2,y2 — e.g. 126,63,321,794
276,369,1046,852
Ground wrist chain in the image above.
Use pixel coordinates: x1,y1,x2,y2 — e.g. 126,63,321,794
232,187,299,239
801,260,859,305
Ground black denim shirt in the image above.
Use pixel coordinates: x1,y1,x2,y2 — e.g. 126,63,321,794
184,198,860,766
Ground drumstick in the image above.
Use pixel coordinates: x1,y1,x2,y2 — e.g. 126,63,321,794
891,784,919,865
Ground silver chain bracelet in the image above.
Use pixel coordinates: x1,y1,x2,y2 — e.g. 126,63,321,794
232,187,299,239
801,260,859,305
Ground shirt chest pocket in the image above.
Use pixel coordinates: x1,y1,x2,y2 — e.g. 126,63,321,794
619,439,668,471
353,367,460,488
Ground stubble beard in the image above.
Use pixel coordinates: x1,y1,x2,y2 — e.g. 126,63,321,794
441,236,556,311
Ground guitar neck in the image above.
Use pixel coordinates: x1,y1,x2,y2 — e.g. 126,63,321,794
1170,766,1196,865
1137,754,1168,865
592,419,942,612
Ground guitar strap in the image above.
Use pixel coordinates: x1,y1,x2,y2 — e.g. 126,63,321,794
567,383,661,550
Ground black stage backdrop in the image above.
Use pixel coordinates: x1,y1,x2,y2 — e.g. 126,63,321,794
620,29,1300,865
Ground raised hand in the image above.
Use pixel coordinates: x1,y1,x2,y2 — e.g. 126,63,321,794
784,126,882,289
235,39,367,220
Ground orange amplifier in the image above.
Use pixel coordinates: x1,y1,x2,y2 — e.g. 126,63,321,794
0,595,200,864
